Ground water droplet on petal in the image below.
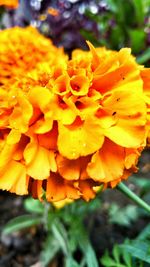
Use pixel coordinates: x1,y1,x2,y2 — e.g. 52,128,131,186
71,148,77,158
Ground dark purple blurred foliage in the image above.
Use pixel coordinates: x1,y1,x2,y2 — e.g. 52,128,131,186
22,0,108,51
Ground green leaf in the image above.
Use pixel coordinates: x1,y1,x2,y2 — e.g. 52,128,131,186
52,221,68,256
132,0,145,25
137,223,150,241
106,0,118,13
121,250,132,267
109,204,138,227
136,48,150,64
101,246,133,267
112,245,120,263
80,29,101,46
24,197,44,214
122,252,132,267
78,227,98,267
129,29,146,54
60,197,101,225
2,215,41,235
132,177,150,189
65,257,80,267
121,241,150,263
143,0,150,13
67,233,78,254
100,251,118,267
41,234,60,267
119,240,132,267
110,26,124,49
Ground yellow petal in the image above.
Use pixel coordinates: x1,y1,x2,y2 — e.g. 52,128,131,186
28,86,53,110
58,117,104,159
102,90,146,147
9,92,33,133
0,160,27,195
23,136,38,165
26,146,51,180
6,129,21,145
70,75,90,96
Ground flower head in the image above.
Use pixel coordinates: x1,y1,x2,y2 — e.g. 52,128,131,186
0,26,67,85
0,42,147,202
0,0,18,8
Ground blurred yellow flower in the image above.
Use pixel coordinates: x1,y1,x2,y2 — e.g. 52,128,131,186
0,26,67,85
0,0,18,8
53,199,73,209
0,41,148,202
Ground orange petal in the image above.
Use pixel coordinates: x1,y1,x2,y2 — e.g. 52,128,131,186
56,154,80,180
86,41,100,70
46,173,80,202
49,151,57,172
29,179,43,201
79,180,96,201
92,56,140,94
38,122,58,150
87,138,125,183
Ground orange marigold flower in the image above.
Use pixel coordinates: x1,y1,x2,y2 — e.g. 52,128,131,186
140,68,150,145
0,42,148,202
0,0,18,8
0,26,67,85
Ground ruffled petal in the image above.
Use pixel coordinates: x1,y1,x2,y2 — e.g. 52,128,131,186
58,117,104,159
0,160,27,195
46,173,80,202
87,138,125,183
26,146,51,180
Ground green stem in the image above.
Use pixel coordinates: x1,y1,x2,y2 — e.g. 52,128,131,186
117,182,150,213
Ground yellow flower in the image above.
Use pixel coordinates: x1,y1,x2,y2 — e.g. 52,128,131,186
53,199,73,209
0,26,67,85
0,42,147,202
0,0,18,8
